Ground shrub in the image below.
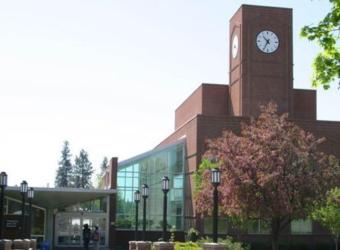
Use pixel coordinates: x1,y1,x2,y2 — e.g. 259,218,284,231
175,241,202,250
186,228,199,242
197,236,250,250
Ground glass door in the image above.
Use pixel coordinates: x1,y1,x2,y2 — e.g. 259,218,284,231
82,213,107,246
55,212,107,247
55,213,81,246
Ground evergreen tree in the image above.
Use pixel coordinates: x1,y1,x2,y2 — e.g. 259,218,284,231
100,157,108,175
73,149,93,188
96,156,109,188
55,141,72,187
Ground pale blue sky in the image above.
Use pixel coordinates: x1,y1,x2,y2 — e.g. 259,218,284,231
0,0,339,187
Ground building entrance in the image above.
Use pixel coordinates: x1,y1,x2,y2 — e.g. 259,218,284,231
55,212,107,248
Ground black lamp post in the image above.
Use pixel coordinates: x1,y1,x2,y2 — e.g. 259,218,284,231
27,187,34,239
20,181,28,239
0,172,8,239
211,168,220,243
161,176,169,241
141,184,149,241
134,190,141,241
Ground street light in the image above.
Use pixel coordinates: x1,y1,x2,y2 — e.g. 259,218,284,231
134,190,141,241
0,172,8,239
20,181,28,239
141,184,149,241
211,168,220,243
161,176,169,241
27,188,34,239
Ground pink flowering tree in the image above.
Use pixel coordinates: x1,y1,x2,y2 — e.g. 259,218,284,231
195,103,340,250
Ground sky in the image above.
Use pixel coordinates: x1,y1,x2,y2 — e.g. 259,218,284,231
0,0,339,188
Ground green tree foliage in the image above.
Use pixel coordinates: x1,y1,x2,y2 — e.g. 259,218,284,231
73,149,94,188
96,156,109,188
55,141,73,187
194,158,217,197
310,187,340,250
300,0,340,89
195,103,340,250
100,156,108,175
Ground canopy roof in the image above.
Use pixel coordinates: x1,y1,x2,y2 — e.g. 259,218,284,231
5,186,115,209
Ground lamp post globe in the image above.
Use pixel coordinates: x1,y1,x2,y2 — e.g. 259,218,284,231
161,176,170,241
211,168,220,243
27,188,34,200
20,181,28,194
0,172,7,239
142,184,149,198
134,190,141,241
134,190,141,203
141,184,149,241
162,176,169,192
0,172,7,188
211,168,220,185
27,187,34,239
20,181,28,239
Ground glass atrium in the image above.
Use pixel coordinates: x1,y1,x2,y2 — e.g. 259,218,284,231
116,140,185,231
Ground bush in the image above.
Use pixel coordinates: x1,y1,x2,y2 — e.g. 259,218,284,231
197,236,250,250
175,241,202,250
186,228,199,242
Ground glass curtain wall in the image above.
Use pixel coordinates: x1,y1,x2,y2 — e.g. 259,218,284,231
116,140,185,231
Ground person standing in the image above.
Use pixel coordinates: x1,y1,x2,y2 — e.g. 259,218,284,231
92,226,100,250
83,224,91,250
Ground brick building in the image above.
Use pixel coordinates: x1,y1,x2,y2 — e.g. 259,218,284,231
104,5,340,249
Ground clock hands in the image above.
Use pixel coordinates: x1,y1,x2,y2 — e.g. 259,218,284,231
262,36,270,50
256,30,279,53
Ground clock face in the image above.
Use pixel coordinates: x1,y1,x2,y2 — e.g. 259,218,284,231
232,35,239,58
256,30,279,54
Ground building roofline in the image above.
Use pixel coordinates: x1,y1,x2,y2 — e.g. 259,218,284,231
118,138,186,167
7,186,115,194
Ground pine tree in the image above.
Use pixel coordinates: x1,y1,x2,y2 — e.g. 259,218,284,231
55,141,72,187
100,157,108,175
73,149,93,188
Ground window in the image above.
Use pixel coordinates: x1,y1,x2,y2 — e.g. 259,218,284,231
247,219,270,234
116,141,185,231
6,198,46,243
203,217,228,234
291,219,312,234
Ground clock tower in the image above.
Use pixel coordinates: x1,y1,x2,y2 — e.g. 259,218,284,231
229,5,293,116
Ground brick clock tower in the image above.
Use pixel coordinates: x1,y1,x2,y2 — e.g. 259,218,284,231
229,5,293,116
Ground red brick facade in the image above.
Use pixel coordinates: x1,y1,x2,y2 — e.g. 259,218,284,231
229,5,294,117
106,4,339,248
156,4,340,244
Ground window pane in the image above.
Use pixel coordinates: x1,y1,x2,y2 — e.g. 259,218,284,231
117,176,125,187
204,217,212,234
126,166,133,172
125,177,133,187
173,175,183,188
247,219,270,234
291,219,312,234
116,142,185,231
203,217,228,234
